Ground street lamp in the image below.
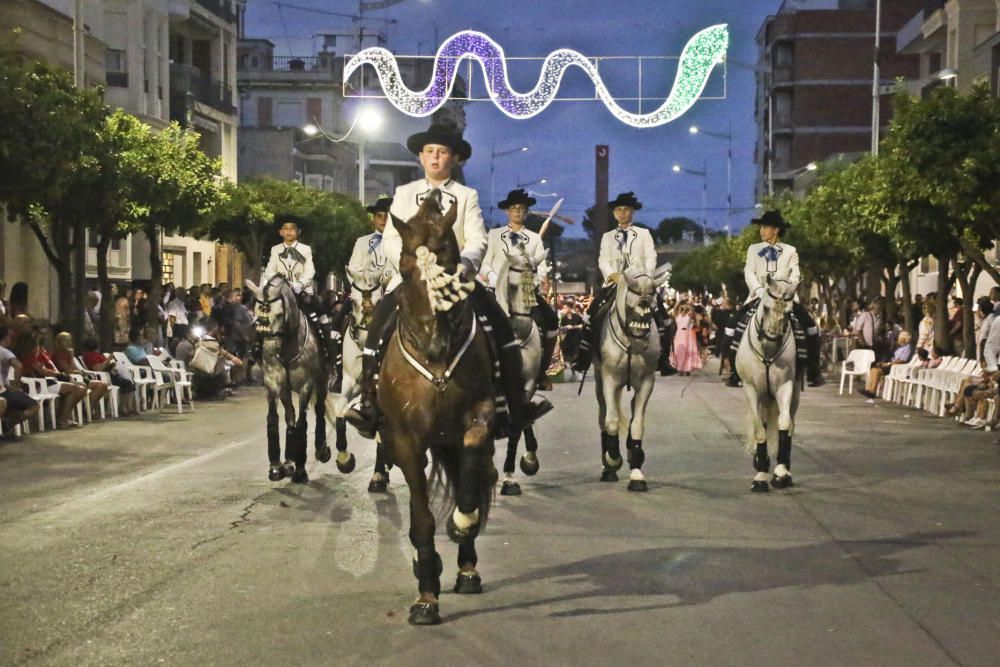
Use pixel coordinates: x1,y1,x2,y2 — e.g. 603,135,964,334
672,162,708,244
489,143,529,224
516,177,548,188
299,104,383,202
689,122,733,229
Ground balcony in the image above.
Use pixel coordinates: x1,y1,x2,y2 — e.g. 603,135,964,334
194,0,237,24
105,71,129,88
170,63,236,117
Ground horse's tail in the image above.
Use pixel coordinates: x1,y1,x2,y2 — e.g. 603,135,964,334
428,444,495,532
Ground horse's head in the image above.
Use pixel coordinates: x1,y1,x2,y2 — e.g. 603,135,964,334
759,273,797,339
617,265,670,338
345,267,383,330
391,189,473,316
246,276,297,338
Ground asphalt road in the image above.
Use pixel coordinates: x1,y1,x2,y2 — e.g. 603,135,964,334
1,364,998,667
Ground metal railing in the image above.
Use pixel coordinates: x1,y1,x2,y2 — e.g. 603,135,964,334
170,63,235,115
194,0,237,24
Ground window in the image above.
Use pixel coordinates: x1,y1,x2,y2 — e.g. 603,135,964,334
305,174,324,190
275,100,304,128
162,252,176,285
105,48,126,72
193,252,202,285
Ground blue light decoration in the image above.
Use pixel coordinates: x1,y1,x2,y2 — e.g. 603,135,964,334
344,25,729,128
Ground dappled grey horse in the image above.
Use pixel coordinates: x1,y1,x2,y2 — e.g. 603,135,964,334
491,244,544,496
247,276,355,484
593,265,670,492
734,274,799,492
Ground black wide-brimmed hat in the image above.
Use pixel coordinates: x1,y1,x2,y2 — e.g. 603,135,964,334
406,124,472,161
497,188,536,210
365,197,393,214
608,191,643,210
751,210,791,230
275,212,306,228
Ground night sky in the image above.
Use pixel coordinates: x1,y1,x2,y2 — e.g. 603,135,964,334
243,0,786,237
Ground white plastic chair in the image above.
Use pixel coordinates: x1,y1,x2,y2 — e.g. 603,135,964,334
113,353,157,412
19,377,59,431
839,349,876,395
881,356,921,401
147,355,194,413
77,357,120,419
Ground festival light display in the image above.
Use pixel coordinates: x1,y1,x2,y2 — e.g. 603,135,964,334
343,24,729,128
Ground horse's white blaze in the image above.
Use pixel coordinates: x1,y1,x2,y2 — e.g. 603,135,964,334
452,507,480,530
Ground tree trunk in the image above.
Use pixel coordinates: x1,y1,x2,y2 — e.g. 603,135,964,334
935,255,951,352
959,238,1000,287
96,235,114,350
52,222,73,335
146,226,163,346
899,262,914,337
955,263,980,358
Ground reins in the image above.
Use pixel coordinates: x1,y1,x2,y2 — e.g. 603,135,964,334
746,297,792,398
396,309,478,392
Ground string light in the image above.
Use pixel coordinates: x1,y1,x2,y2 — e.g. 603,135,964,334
344,25,729,127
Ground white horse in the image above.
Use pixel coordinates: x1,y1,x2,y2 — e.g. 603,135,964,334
492,247,544,496
594,264,671,492
735,274,800,492
329,267,389,492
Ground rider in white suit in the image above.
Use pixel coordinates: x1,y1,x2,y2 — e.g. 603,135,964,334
724,210,824,387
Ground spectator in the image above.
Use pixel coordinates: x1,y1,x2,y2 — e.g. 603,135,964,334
859,331,913,400
0,325,40,435
670,303,703,376
113,294,131,348
0,280,9,325
949,297,964,357
8,282,29,319
125,330,151,366
181,323,242,399
916,303,935,352
51,332,109,415
80,337,138,416
165,287,190,353
852,299,879,350
18,328,87,429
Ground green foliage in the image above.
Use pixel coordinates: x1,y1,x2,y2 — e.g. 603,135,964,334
655,216,701,243
207,178,368,282
669,229,751,299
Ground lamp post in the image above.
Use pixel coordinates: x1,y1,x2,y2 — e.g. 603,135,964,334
672,162,708,244
516,177,548,189
302,104,383,202
689,123,732,227
871,0,882,155
489,144,529,224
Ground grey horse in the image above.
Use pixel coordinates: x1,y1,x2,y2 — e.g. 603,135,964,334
246,276,356,484
593,265,670,492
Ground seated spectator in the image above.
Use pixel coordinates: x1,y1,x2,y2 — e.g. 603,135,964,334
18,329,87,429
0,325,40,436
125,330,150,366
859,331,913,399
80,337,138,416
950,369,999,429
52,332,110,414
177,323,243,400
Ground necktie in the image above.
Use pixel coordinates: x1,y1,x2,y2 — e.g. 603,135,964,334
369,233,382,253
509,231,522,246
758,245,780,263
615,229,627,250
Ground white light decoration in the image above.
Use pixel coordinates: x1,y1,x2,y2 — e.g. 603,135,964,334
344,25,729,128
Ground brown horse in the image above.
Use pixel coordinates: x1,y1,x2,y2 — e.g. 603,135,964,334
380,191,497,625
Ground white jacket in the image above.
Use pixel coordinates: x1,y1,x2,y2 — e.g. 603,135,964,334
261,241,315,294
384,178,488,291
480,225,547,288
598,225,656,281
347,232,394,285
744,241,800,303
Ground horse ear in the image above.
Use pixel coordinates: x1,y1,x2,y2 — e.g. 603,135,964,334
391,212,408,231
244,279,262,299
438,200,458,233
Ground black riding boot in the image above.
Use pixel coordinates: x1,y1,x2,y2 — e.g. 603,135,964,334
328,303,351,393
344,293,397,439
792,303,825,387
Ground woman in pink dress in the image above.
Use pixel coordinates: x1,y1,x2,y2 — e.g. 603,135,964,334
670,304,703,375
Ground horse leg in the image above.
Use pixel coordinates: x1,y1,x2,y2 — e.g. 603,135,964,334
743,385,770,493
599,371,623,481
330,404,356,473
520,426,539,476
450,415,492,595
772,384,795,489
266,395,284,481
625,375,655,492
500,429,522,496
368,440,390,493
290,392,309,484
314,386,333,464
279,392,297,481
396,442,441,625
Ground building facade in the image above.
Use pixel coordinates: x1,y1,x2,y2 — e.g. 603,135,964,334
755,0,924,197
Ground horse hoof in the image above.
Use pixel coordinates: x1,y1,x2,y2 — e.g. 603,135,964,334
291,469,309,485
316,446,332,464
268,465,285,482
367,477,388,493
600,468,618,482
627,479,648,492
751,480,770,492
408,602,441,626
519,455,539,476
446,515,480,543
771,474,793,489
336,453,357,474
453,572,483,594
499,480,521,496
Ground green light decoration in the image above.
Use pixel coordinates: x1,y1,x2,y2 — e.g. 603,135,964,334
344,24,729,127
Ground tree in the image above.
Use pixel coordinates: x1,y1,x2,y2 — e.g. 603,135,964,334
207,178,368,286
669,231,749,300
0,39,108,334
655,216,701,244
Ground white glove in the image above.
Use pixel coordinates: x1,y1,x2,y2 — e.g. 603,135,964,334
486,271,498,289
291,281,304,294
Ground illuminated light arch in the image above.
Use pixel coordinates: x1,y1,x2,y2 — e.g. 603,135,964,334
343,25,729,128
